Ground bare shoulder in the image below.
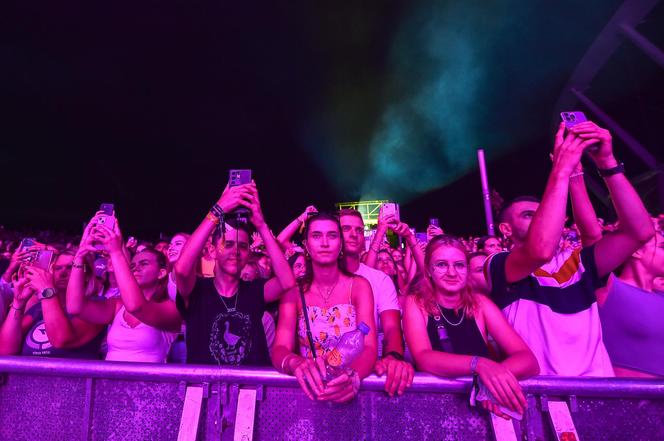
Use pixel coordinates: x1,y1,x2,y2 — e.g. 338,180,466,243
351,274,371,291
474,293,498,313
403,294,425,315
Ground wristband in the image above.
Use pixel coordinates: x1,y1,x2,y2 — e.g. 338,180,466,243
210,203,224,219
72,262,86,272
384,351,405,361
470,356,479,375
10,303,25,312
206,213,220,225
598,161,625,178
570,171,584,179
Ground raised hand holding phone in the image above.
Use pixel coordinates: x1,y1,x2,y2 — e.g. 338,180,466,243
91,215,123,254
216,183,253,214
240,181,267,229
298,205,318,224
567,121,616,168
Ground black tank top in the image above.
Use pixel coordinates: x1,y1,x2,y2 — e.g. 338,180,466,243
176,277,270,366
426,306,489,357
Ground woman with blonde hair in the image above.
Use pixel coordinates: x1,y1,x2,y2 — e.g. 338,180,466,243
403,235,538,419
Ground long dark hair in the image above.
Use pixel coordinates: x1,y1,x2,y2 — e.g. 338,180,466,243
134,247,170,302
299,212,353,293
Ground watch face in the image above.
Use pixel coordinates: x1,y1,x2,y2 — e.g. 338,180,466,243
40,288,55,299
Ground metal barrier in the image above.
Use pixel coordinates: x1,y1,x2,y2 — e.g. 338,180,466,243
1,356,663,441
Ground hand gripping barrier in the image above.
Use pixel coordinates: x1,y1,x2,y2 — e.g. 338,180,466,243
1,356,663,440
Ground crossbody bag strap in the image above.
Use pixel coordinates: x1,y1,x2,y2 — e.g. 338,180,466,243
298,284,317,360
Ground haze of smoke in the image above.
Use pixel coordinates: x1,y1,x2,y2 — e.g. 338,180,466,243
360,3,501,202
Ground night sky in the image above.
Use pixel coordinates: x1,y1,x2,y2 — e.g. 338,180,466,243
2,1,663,241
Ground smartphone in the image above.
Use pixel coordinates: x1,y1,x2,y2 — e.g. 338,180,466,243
229,170,252,216
100,203,114,216
229,169,252,187
429,218,440,228
381,203,400,222
32,250,54,271
20,238,36,250
560,111,587,128
95,203,115,231
415,232,428,243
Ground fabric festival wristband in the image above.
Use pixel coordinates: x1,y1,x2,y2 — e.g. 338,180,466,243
206,213,220,225
210,203,224,219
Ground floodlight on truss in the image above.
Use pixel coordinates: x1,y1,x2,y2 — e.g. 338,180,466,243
335,200,389,227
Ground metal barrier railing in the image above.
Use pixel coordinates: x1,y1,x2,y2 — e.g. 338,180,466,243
1,356,663,440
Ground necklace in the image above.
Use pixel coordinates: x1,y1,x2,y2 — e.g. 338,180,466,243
214,279,239,312
315,277,339,307
437,303,464,326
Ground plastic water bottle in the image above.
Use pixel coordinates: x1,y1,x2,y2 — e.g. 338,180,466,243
324,322,370,381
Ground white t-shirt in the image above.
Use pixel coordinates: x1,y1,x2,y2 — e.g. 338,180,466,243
354,263,400,333
486,246,614,377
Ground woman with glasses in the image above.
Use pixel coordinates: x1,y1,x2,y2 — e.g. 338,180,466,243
272,213,377,404
403,235,539,419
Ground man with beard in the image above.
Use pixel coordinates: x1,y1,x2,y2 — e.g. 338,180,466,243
485,121,654,376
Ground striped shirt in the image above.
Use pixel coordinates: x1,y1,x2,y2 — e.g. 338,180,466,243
485,245,614,376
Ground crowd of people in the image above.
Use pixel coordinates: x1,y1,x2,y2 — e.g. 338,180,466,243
1,120,663,419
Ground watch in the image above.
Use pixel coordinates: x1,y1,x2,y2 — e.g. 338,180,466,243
598,161,625,178
37,288,56,300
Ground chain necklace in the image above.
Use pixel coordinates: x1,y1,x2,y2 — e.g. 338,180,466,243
315,277,339,307
214,279,239,312
436,303,465,326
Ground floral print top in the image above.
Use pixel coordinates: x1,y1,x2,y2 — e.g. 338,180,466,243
298,303,357,358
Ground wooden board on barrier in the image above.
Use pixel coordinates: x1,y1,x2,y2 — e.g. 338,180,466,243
234,388,257,441
547,400,580,441
490,412,518,441
178,386,204,441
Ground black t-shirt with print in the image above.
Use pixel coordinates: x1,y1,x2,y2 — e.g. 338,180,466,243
176,277,270,366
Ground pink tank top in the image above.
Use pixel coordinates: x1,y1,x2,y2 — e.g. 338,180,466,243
106,305,177,363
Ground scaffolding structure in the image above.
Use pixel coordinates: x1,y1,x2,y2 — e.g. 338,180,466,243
335,200,388,227
555,0,664,211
